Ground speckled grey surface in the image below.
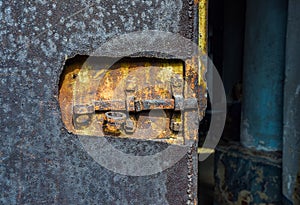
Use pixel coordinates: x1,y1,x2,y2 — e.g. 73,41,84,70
0,0,198,204
283,0,300,202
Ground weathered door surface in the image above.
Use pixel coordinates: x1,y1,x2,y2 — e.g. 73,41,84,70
1,1,207,204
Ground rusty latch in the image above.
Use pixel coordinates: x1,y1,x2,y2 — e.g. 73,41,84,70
73,75,198,133
59,57,205,145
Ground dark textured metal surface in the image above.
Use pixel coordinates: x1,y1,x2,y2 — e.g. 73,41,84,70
0,0,201,204
214,143,282,205
283,0,300,203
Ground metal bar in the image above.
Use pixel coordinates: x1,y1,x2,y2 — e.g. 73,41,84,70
94,100,126,111
93,98,198,112
134,99,175,111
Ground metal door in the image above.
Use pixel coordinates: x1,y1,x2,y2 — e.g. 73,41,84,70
0,1,207,204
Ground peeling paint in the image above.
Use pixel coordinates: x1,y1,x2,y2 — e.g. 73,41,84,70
215,143,282,205
241,0,286,153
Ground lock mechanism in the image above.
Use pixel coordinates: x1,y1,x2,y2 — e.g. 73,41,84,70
59,57,206,145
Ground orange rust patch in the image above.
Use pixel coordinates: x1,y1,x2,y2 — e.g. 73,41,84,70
59,56,206,145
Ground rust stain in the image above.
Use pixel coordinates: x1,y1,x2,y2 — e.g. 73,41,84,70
199,0,208,54
59,57,206,145
294,169,300,204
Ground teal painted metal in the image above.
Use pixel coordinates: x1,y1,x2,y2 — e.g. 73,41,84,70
241,0,287,151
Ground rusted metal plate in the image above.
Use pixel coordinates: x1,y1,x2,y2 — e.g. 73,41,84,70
59,57,201,145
